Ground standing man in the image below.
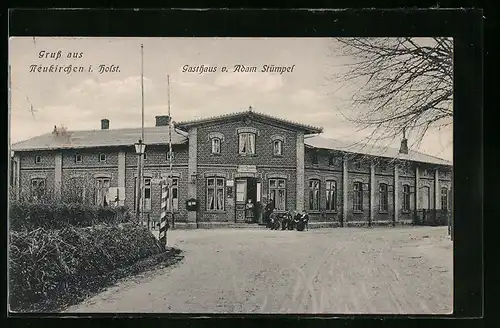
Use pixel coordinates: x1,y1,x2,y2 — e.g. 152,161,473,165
264,199,275,228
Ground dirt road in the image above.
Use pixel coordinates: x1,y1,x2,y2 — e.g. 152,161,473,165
64,226,453,314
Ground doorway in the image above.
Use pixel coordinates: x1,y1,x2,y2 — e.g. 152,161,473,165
235,177,259,223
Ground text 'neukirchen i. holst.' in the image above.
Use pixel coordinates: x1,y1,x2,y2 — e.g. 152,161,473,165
181,64,296,74
28,50,120,74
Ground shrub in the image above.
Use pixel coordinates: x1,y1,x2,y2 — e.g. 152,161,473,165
9,200,133,231
9,223,166,311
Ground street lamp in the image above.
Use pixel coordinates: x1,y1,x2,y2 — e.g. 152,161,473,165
134,139,146,223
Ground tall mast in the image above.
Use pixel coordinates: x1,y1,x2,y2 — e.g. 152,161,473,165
168,75,173,225
141,44,145,141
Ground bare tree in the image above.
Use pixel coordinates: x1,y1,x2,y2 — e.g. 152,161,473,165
331,37,453,148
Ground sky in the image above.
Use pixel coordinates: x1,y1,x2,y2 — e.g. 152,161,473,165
8,37,453,161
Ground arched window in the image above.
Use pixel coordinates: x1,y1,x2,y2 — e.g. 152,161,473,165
309,179,320,211
273,140,283,156
325,180,337,211
402,184,411,212
379,183,389,212
211,137,221,154
420,186,431,210
353,182,363,212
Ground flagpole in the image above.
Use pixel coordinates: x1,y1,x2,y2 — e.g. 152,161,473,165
168,75,174,232
8,65,12,196
140,44,145,225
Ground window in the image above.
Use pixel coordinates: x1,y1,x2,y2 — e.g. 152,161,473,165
35,156,41,164
326,180,337,211
402,185,411,212
134,177,154,211
420,186,431,210
211,138,221,154
238,132,256,155
30,178,45,200
75,154,82,163
354,161,362,170
95,177,110,206
269,178,286,211
144,178,152,211
379,163,387,172
312,151,319,165
273,140,283,156
441,187,448,210
236,180,246,202
309,179,320,211
99,154,106,162
164,178,179,211
166,150,175,161
379,183,389,212
353,182,363,212
207,177,225,211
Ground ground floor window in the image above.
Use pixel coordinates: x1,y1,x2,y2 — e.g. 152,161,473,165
269,178,286,211
165,178,179,211
207,177,225,211
441,187,448,210
420,186,431,210
134,177,153,211
325,180,337,211
67,177,87,203
402,184,411,212
95,177,110,206
30,178,46,201
379,183,389,212
309,179,320,211
353,182,363,212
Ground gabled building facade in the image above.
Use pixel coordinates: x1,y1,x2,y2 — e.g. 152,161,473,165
10,109,453,228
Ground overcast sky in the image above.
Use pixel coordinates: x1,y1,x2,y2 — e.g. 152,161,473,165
8,37,453,161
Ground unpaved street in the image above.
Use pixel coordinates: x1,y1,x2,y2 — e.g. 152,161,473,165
64,226,453,314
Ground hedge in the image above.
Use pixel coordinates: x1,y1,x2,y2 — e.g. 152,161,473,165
9,201,133,231
9,223,171,312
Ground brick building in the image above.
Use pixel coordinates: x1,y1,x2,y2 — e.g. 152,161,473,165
10,109,452,228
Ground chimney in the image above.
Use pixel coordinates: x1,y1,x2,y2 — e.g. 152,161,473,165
101,119,109,130
399,128,408,154
155,115,170,127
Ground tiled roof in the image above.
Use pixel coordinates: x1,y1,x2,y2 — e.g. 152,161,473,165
304,135,452,166
11,126,188,151
176,109,323,134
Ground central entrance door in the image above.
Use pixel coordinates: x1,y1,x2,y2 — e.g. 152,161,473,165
235,177,259,223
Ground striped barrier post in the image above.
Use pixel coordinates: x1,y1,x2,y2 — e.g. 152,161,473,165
159,180,169,249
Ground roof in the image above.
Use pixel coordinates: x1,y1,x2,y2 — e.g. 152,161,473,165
11,126,188,151
176,109,323,134
304,135,452,166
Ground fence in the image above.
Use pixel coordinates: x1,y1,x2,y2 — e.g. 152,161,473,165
414,209,451,226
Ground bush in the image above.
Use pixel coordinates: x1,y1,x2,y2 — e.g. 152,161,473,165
9,223,167,311
9,200,133,231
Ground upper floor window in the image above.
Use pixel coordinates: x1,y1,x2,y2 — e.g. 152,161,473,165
354,160,362,170
238,132,256,155
269,178,286,211
211,138,221,154
402,184,411,212
441,187,448,210
326,180,337,211
30,178,46,200
353,182,363,212
379,183,389,212
309,179,320,211
99,153,107,162
166,148,175,161
75,154,82,163
273,140,283,156
207,177,225,211
35,155,41,164
379,163,387,172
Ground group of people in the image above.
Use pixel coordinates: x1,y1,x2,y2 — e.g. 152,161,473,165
263,199,309,231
